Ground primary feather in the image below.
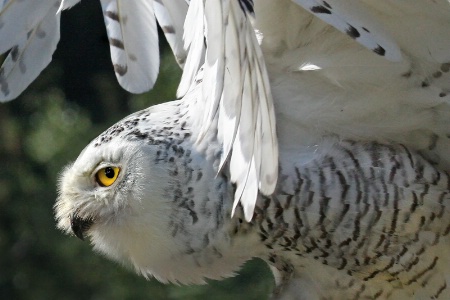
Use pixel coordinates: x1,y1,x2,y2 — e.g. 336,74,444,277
100,0,159,93
153,0,188,67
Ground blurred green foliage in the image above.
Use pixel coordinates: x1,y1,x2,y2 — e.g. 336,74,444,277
0,2,273,299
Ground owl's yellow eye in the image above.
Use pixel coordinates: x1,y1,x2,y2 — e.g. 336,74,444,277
95,166,120,187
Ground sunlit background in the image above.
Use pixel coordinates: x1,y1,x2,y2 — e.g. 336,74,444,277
0,2,273,299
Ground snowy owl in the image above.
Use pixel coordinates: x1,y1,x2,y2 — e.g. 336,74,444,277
1,0,450,299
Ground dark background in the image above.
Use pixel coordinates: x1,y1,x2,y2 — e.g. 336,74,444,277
0,2,273,299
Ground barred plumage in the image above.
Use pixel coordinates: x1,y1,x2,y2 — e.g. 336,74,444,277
255,141,450,299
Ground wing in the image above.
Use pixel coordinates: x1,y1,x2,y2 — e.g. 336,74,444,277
181,0,278,221
178,0,409,221
0,0,189,100
0,0,61,101
271,0,450,169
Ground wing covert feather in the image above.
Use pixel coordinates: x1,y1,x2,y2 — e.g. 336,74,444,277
291,0,402,61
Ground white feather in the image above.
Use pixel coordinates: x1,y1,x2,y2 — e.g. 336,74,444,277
291,0,402,61
57,0,79,14
177,0,205,97
153,0,188,67
218,4,243,169
253,46,277,194
100,0,159,94
184,0,278,220
230,61,257,218
0,0,58,54
0,2,60,102
200,0,226,131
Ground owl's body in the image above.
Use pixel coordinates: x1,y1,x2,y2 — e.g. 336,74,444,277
57,79,450,300
1,0,450,299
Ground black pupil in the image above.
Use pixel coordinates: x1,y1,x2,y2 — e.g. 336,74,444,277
104,167,115,179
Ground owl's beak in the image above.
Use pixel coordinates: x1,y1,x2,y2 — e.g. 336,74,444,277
70,213,94,241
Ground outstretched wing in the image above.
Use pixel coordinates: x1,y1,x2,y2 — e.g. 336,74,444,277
181,0,278,221
0,0,188,101
281,0,450,169
178,0,408,221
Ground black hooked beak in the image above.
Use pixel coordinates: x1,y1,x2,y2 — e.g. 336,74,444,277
70,213,94,241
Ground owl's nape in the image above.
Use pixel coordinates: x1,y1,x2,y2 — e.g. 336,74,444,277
3,0,450,299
